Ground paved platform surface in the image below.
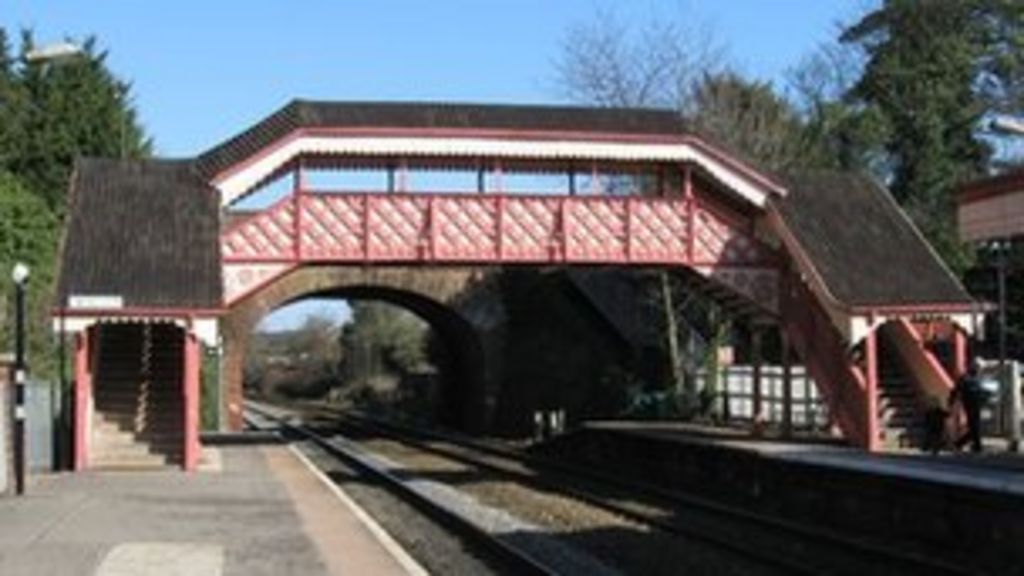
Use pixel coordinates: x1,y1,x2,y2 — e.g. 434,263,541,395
0,445,422,576
587,420,1024,496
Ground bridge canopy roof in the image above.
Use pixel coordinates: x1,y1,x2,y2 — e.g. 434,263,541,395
196,100,690,179
57,158,222,311
776,171,973,310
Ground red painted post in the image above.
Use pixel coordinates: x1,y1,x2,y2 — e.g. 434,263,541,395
953,325,967,378
751,328,764,435
293,159,304,261
864,326,880,451
73,329,92,471
560,197,571,262
625,197,633,262
427,196,437,261
495,195,504,261
183,331,200,472
362,195,371,262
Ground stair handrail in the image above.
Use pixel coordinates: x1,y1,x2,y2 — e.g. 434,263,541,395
883,319,956,407
780,271,870,446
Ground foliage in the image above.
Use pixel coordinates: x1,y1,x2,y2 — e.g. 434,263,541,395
688,71,808,171
0,28,150,379
5,32,151,213
0,172,57,375
840,0,1024,272
246,314,344,399
200,346,219,431
339,302,430,385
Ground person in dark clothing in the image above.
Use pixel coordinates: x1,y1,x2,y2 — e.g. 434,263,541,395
949,360,984,453
922,398,950,455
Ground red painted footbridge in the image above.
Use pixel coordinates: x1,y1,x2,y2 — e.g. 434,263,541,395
54,101,980,470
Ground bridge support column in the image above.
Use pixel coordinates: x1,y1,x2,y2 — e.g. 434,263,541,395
864,327,880,451
781,330,793,439
183,331,201,471
751,328,764,435
220,326,245,432
953,326,967,378
73,328,92,471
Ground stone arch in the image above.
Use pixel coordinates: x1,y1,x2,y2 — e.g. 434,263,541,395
220,265,502,431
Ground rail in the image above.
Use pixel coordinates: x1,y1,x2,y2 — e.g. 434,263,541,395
258,401,973,576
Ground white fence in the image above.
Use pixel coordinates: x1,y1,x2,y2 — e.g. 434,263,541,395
698,365,830,430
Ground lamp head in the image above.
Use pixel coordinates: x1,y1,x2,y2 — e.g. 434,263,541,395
11,262,30,286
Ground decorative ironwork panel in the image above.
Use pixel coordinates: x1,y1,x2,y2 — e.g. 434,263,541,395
221,199,294,260
223,262,293,304
367,195,429,260
693,207,767,266
695,265,779,314
567,199,627,262
629,199,689,263
501,197,561,262
300,194,365,260
434,197,498,261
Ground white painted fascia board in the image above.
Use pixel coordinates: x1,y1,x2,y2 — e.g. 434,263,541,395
215,135,778,209
52,316,221,347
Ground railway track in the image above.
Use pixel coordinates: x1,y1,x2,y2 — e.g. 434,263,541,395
248,401,976,576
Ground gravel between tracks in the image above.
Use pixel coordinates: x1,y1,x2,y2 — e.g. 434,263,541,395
352,435,780,576
295,439,512,576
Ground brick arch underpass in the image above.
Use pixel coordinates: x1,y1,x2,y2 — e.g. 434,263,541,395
221,265,500,431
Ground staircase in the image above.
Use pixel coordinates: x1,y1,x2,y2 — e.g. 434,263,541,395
877,345,923,449
92,324,184,469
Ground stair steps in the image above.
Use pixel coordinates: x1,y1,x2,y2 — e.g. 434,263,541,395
90,324,185,470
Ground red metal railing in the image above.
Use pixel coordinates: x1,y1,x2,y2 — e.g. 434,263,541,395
222,191,771,268
779,271,871,447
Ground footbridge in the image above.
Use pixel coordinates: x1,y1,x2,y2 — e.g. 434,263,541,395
54,101,979,470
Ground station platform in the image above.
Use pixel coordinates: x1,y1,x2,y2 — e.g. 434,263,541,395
585,420,1024,496
537,420,1024,574
0,444,424,576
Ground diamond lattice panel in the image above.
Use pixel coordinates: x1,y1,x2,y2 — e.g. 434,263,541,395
299,195,365,260
630,200,689,263
222,200,295,260
501,197,561,262
434,197,498,261
568,200,627,262
693,208,764,265
368,196,429,260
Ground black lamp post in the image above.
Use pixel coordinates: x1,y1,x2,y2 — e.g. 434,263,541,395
989,239,1012,436
11,262,29,495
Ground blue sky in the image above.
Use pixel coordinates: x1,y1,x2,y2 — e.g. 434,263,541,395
4,1,869,331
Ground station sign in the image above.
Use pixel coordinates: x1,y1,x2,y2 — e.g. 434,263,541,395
68,295,124,310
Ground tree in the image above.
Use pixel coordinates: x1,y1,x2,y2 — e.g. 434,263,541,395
0,172,57,375
554,7,724,110
0,28,152,380
339,302,430,386
786,41,889,173
10,32,151,213
841,0,1024,271
553,10,809,405
688,71,808,172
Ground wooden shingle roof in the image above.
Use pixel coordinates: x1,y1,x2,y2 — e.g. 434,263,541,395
776,171,972,309
56,158,222,310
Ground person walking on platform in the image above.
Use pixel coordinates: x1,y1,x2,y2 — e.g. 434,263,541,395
949,360,984,453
